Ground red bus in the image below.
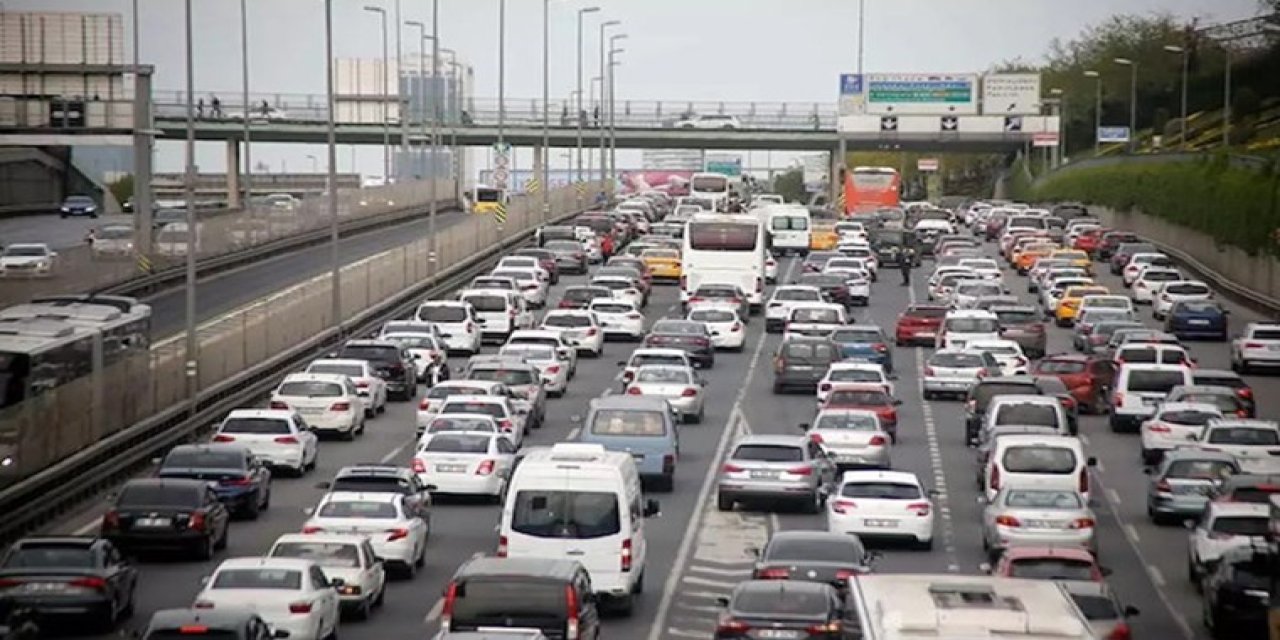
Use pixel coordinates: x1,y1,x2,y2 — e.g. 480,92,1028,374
842,166,901,215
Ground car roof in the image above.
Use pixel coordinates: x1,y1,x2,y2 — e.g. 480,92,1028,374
281,372,350,384
457,556,583,580
1206,501,1270,517
735,434,809,447
216,557,317,571
225,408,295,420
11,535,101,548
147,608,261,628
334,464,413,478
273,532,368,546
589,395,671,411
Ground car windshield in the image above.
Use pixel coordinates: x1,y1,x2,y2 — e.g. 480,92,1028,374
1207,427,1280,445
317,500,398,519
733,444,803,462
424,433,492,453
841,482,921,499
163,449,243,469
211,569,303,590
1008,559,1095,581
417,305,466,322
995,404,1058,426
1002,446,1076,473
829,389,890,405
220,417,291,435
814,412,879,431
270,542,360,568
278,381,344,397
1211,516,1269,536
766,538,863,563
3,545,94,569
511,490,621,538
470,368,536,386
1002,489,1083,509
931,353,985,368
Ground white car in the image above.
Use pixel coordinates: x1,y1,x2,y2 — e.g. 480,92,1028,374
1123,253,1172,286
213,409,319,476
540,310,605,357
764,254,779,284
1187,501,1270,585
687,307,746,351
414,300,483,355
951,279,1006,310
1231,322,1280,373
957,258,1003,281
1152,280,1213,320
305,359,388,417
619,347,693,388
270,374,365,439
505,329,579,377
412,430,517,500
765,285,825,333
922,349,1000,399
826,470,934,550
965,339,1030,377
1193,419,1280,474
675,113,741,129
267,533,387,619
91,225,135,258
805,409,892,469
303,491,429,578
592,275,645,309
1131,267,1183,305
496,256,551,283
492,269,549,308
841,269,873,305
193,557,342,640
589,298,645,340
783,303,847,339
438,395,528,444
414,380,510,436
380,332,449,385
817,362,894,405
499,343,570,397
0,243,56,278
1139,402,1224,466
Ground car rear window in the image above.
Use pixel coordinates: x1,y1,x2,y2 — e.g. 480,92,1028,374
994,404,1059,427
278,381,344,397
163,449,243,469
337,345,398,362
1210,516,1269,536
1036,360,1086,374
829,389,890,405
1158,410,1220,426
690,309,737,323
589,410,667,436
930,352,985,368
117,484,201,508
1126,370,1187,393
1008,559,1094,581
813,412,880,431
424,434,492,453
831,329,881,343
330,476,411,493
840,482,921,500
782,342,837,361
972,383,1039,409
430,414,498,430
774,289,822,301
450,577,568,620
905,306,947,318
417,305,466,322
270,541,361,568
544,314,592,328
511,490,621,538
1002,446,1077,473
317,500,398,519
4,545,94,569
1207,427,1279,445
828,369,883,384
1002,489,1082,509
1164,460,1236,480
995,310,1039,325
211,569,303,590
945,318,999,333
732,587,830,617
308,363,365,378
791,308,842,324
733,444,803,462
219,417,291,435
766,538,863,563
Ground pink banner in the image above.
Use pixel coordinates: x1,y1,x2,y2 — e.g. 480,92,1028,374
620,171,694,195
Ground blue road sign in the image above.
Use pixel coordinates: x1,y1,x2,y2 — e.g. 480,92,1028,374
1097,126,1130,143
840,74,864,95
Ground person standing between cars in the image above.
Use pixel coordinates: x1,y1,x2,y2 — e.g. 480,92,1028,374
899,247,915,286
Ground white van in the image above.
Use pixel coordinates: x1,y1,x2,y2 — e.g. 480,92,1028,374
936,309,1001,350
1109,363,1194,432
499,443,660,614
766,206,811,256
984,434,1095,503
458,289,532,344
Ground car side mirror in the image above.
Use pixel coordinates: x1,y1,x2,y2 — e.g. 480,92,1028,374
894,399,903,406
329,577,345,588
199,575,211,586
1183,518,1197,530
716,596,731,607
1100,567,1113,577
616,360,627,367
1123,605,1141,617
1086,456,1098,467
644,499,661,517
798,422,811,431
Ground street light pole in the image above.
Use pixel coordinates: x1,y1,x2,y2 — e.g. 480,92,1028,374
540,0,550,221
239,0,252,208
1163,44,1189,150
597,20,618,190
1049,88,1066,167
575,6,600,205
1113,57,1137,153
430,0,440,268
608,44,624,186
1083,70,1101,154
405,20,427,177
183,0,199,413
364,5,391,180
497,0,506,145
395,0,404,180
324,0,342,330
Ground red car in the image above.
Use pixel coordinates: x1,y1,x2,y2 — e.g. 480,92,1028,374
894,304,947,346
1072,228,1108,255
986,546,1106,583
1031,353,1117,414
820,383,901,442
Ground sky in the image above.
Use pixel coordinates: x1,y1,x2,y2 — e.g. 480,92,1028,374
12,0,1265,177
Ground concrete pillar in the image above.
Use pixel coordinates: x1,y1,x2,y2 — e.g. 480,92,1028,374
133,68,155,257
226,139,242,209
532,145,543,197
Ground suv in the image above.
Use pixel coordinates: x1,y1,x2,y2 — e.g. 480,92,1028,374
772,336,840,394
335,339,417,401
1031,354,1116,415
141,609,287,640
440,557,599,639
963,376,1064,445
1231,322,1280,373
317,464,433,522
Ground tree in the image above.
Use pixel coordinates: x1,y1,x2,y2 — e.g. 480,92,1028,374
107,174,134,206
772,168,806,203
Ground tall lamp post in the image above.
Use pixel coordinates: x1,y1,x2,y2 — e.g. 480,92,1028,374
1163,44,1189,150
1083,70,1101,154
363,4,391,180
182,0,199,414
1113,57,1138,153
597,20,619,188
429,0,440,268
324,0,341,331
540,0,550,221
239,0,252,209
575,5,600,204
1049,87,1066,167
607,43,624,187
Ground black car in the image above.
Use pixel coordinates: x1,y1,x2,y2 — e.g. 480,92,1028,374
58,195,98,218
1201,546,1270,639
317,464,433,523
644,320,715,368
715,580,855,639
795,273,852,307
558,285,612,310
512,248,561,284
963,376,1063,444
156,444,271,519
773,337,841,394
100,478,230,560
141,608,288,639
752,531,872,591
0,537,138,633
443,557,602,636
868,229,919,267
801,251,842,274
335,339,417,400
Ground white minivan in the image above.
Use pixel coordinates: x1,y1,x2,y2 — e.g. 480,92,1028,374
766,206,812,256
984,434,1096,503
1109,363,1194,433
458,289,532,344
936,309,1001,351
499,443,660,614
415,300,483,355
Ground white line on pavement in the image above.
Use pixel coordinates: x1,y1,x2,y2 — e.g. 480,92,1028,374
422,597,444,623
910,274,960,572
567,427,581,440
381,441,411,464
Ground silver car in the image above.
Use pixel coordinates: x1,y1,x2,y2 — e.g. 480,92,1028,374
800,409,892,469
980,486,1098,561
952,279,1006,309
716,434,836,513
624,364,706,423
1059,581,1140,640
922,350,1001,399
1145,450,1240,525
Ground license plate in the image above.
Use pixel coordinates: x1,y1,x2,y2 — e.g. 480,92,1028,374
136,517,171,527
436,464,467,473
299,408,324,415
750,470,779,479
1188,319,1210,326
1270,345,1280,352
863,519,898,528
789,365,813,371
756,631,800,639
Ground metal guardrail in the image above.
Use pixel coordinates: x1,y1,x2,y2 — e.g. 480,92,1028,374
0,198,593,546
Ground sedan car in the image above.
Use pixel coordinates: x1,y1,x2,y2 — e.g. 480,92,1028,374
155,444,272,519
686,283,751,320
1145,450,1240,525
894,304,947,346
1187,501,1270,586
826,470,934,549
687,307,746,351
59,194,98,218
305,358,388,416
588,298,645,341
267,533,387,619
539,310,604,357
193,557,341,640
100,478,230,560
270,373,365,440
0,537,138,632
212,409,319,477
0,243,57,278
412,431,517,500
751,530,872,588
992,305,1047,358
625,364,706,423
802,409,892,470
139,609,289,640
922,349,1000,400
980,487,1097,561
1166,299,1230,341
643,319,715,369
985,546,1105,583
714,580,852,640
717,435,836,513
967,339,1030,377
766,286,826,333
302,492,428,578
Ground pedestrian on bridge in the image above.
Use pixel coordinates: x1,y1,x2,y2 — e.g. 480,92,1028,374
196,98,205,119
211,95,223,118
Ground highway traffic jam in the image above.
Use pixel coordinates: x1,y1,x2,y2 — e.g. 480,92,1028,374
3,179,1279,640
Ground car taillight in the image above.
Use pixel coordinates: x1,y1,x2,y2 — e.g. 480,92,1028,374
621,538,633,572
386,528,409,541
907,502,931,517
274,436,299,444
288,602,312,614
302,525,324,534
626,386,642,395
722,463,745,473
1112,392,1124,407
1155,479,1172,493
1079,469,1089,493
716,618,751,634
788,466,813,476
193,600,215,609
680,275,687,290
475,459,496,476
731,322,742,332
990,465,1001,491
831,499,856,514
1069,517,1096,529
1238,388,1254,399
1147,422,1171,433
498,419,514,432
411,458,426,473
330,402,351,412
355,380,370,388
756,567,790,579
1107,622,1132,640
67,576,107,590
688,297,703,303
681,387,699,397
808,621,843,634
102,510,120,530
627,312,643,320
545,365,561,374
269,400,289,410
586,327,599,336
223,475,254,486
923,366,935,376
868,435,887,446
0,578,22,589
564,584,581,640
995,514,1021,527
212,434,235,442
1245,342,1264,349
497,535,508,557
756,277,763,293
189,511,206,531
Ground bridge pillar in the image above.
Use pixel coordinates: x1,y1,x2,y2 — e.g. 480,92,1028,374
133,67,155,257
225,139,242,209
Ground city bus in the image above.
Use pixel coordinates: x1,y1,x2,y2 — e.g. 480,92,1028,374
680,213,768,312
844,166,902,215
689,172,731,211
471,184,508,216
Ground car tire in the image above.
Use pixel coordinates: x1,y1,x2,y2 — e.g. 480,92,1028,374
803,492,822,514
717,493,734,512
353,596,373,621
343,424,357,441
923,390,935,400
689,409,703,425
917,537,934,551
374,583,386,607
612,593,635,616
1187,555,1200,588
195,534,215,561
242,493,262,520
1108,416,1127,433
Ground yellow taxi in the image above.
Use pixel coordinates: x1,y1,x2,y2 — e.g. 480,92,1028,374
641,247,682,281
1013,243,1058,274
1054,285,1111,326
809,223,839,251
1051,249,1094,275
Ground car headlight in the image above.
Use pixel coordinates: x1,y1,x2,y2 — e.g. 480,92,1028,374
60,206,70,212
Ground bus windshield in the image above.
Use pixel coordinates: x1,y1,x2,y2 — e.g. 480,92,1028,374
691,174,729,193
475,189,502,203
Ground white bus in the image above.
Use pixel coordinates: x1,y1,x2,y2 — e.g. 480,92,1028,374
680,213,767,312
688,172,730,211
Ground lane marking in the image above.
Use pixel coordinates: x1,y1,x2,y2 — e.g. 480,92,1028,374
1123,523,1141,543
1106,488,1122,505
1148,565,1167,587
423,597,444,623
646,257,794,640
381,441,411,463
567,427,581,440
73,518,99,536
680,575,741,589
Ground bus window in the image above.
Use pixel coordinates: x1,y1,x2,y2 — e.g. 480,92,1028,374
688,223,758,251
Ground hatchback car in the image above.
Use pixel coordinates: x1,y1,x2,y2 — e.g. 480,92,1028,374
714,580,854,639
826,470,934,549
1187,501,1270,586
980,487,1096,561
624,364,706,423
893,304,947,346
922,349,1001,399
1139,402,1224,466
688,307,746,351
212,409,319,477
828,325,894,373
717,435,836,513
1145,451,1240,525
801,409,892,470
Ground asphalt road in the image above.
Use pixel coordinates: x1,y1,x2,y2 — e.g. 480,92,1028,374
148,208,465,337
0,212,134,250
55,225,1277,640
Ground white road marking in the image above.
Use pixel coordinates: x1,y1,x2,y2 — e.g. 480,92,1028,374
686,565,753,577
1123,523,1141,543
1148,565,1167,587
681,575,741,589
381,441,411,464
665,628,709,639
1106,488,1122,505
422,597,444,623
910,275,960,573
645,257,793,640
72,518,99,536
567,427,581,440
1079,433,1090,445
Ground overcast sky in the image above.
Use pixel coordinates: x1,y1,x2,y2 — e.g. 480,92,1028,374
14,0,1264,176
